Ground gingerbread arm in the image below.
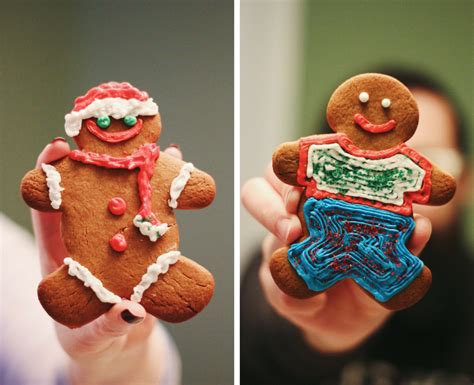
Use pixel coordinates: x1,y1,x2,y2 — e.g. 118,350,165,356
427,164,457,205
272,140,300,186
173,169,216,210
160,152,216,210
21,159,67,212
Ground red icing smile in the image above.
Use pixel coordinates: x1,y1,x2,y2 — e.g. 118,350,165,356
354,113,397,134
86,118,143,143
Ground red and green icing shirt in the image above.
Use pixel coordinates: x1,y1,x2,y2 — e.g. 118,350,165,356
297,134,432,216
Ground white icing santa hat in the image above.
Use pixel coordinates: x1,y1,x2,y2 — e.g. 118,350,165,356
64,82,159,137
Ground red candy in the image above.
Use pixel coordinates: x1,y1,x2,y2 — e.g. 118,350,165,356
110,233,127,252
108,197,127,216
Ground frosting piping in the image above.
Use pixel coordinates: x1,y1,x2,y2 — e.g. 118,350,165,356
305,142,426,206
288,198,423,302
63,257,122,304
63,251,181,304
69,144,169,241
297,133,432,216
41,163,64,210
168,163,194,209
130,251,180,302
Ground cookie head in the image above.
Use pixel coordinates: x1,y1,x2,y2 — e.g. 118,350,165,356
65,82,161,154
326,73,419,150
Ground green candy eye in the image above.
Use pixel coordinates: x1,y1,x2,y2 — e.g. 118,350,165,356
97,116,111,129
123,115,137,127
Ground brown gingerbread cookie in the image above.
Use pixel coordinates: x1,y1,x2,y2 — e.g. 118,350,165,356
270,73,456,310
21,82,216,328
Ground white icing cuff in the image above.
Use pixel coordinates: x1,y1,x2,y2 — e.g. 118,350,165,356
131,251,180,303
64,97,159,137
168,162,194,209
63,257,122,304
133,215,169,242
41,163,64,210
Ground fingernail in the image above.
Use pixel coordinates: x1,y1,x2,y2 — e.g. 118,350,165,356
121,309,144,324
168,143,180,150
51,137,66,143
276,218,290,241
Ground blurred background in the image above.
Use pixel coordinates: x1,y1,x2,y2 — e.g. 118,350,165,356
241,0,473,269
1,1,233,384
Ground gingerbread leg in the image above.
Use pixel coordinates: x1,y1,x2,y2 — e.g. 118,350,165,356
139,256,214,323
381,265,432,311
38,264,112,329
269,246,321,299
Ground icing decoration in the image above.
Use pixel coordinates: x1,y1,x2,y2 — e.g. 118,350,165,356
354,113,397,133
168,163,194,209
64,82,158,137
86,118,143,143
69,143,169,240
124,115,137,127
359,91,369,103
381,98,391,108
288,198,423,302
97,116,111,129
41,163,64,210
305,142,425,206
297,134,432,215
110,233,128,252
108,197,127,216
131,251,180,303
64,257,122,304
64,251,180,304
133,215,169,242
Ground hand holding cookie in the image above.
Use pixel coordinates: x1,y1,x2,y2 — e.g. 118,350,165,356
31,140,184,384
21,82,216,328
242,164,432,352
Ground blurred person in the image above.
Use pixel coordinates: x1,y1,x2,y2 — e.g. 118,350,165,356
0,141,183,385
241,69,473,385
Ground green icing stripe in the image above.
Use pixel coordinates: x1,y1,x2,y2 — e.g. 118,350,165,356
307,144,425,205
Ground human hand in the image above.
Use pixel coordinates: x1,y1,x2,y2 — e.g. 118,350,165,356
32,138,182,385
241,163,432,353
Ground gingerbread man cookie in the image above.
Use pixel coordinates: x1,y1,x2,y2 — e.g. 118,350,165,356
21,82,216,328
270,73,456,310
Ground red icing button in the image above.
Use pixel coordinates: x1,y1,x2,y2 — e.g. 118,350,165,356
108,197,127,215
110,233,127,252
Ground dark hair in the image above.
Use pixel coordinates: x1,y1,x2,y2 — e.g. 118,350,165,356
318,67,469,155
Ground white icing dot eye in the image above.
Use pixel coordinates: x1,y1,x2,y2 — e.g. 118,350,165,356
381,98,391,108
359,92,369,103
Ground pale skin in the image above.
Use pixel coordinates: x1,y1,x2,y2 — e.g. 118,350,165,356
33,139,183,385
241,88,467,354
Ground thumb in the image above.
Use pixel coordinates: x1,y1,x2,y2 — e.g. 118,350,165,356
57,300,147,359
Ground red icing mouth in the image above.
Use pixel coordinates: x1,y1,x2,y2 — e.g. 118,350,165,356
86,118,143,143
354,113,397,134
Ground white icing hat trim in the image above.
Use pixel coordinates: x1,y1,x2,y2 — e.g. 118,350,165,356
131,251,180,303
64,97,159,137
133,215,169,242
168,162,194,209
41,163,64,210
64,257,122,304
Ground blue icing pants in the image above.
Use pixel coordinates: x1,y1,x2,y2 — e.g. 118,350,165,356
288,198,423,302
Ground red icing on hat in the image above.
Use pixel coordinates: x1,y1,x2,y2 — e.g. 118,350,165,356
73,82,150,112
